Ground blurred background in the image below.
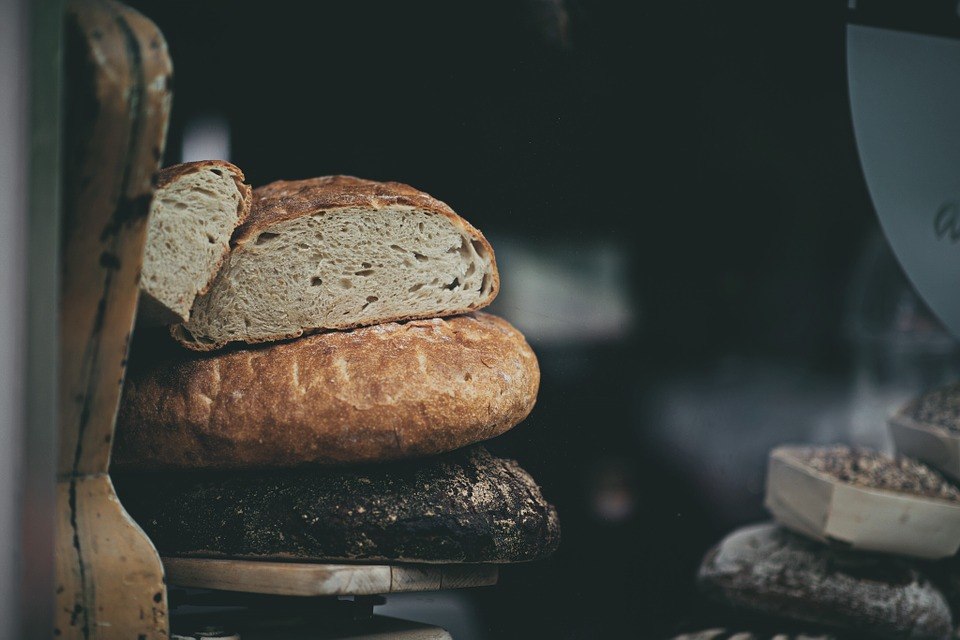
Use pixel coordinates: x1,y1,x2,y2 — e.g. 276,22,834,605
15,0,960,637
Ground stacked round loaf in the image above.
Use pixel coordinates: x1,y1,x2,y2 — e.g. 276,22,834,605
114,168,559,565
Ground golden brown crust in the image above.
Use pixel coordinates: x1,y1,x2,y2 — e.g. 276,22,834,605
237,175,481,245
156,159,247,195
155,160,252,235
115,312,538,470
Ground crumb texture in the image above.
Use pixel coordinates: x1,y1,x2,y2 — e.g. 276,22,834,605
113,447,560,564
788,445,960,503
172,175,498,350
697,523,952,639
114,312,539,470
141,161,250,323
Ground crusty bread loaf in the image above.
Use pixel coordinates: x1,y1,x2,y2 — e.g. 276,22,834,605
113,446,560,564
698,523,952,640
139,161,252,325
114,312,538,470
170,175,499,350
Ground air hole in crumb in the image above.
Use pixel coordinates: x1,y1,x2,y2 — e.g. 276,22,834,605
206,234,216,244
339,278,353,289
408,283,424,292
256,232,280,245
417,222,425,233
444,277,460,291
355,269,375,277
471,239,488,260
311,277,323,286
210,169,224,177
463,372,473,382
361,262,372,268
390,244,406,252
449,236,471,258
366,296,378,303
414,252,428,262
465,263,476,277
480,273,490,293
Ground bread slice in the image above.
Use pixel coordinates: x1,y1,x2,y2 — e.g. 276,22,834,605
170,175,499,350
114,447,560,564
114,312,538,470
139,161,252,325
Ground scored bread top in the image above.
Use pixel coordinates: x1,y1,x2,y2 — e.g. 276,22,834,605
118,312,539,470
236,175,492,253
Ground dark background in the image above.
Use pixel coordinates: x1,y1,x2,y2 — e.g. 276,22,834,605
124,1,960,637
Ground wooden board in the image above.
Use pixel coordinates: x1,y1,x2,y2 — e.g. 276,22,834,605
890,410,960,481
162,558,499,596
55,1,173,638
765,445,960,559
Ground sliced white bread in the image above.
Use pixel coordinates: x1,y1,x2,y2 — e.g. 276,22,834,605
171,175,499,351
140,160,252,325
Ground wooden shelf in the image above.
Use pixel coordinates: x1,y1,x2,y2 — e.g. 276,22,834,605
162,557,498,596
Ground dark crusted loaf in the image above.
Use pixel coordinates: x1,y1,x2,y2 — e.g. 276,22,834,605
697,523,952,640
114,447,560,564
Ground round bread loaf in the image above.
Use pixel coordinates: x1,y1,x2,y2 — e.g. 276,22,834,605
114,312,538,470
697,523,952,640
113,447,560,564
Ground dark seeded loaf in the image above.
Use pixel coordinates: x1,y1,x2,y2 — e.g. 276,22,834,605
114,447,560,564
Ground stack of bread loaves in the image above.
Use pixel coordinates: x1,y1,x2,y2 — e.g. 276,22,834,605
113,161,559,566
683,440,960,640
